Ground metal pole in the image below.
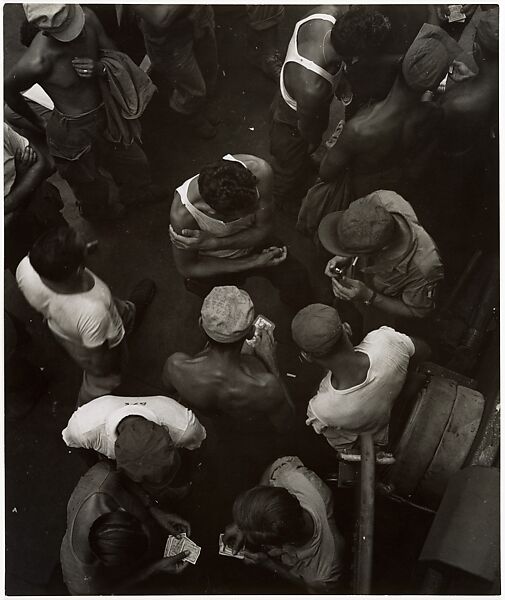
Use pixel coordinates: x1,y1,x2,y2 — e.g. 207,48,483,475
355,434,376,594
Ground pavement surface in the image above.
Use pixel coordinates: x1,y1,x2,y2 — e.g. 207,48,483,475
3,4,499,595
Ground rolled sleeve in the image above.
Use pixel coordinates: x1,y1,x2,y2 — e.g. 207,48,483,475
401,279,440,317
177,411,206,450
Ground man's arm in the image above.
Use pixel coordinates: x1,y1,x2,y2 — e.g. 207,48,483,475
4,54,52,132
319,124,356,182
295,86,332,152
409,336,432,364
132,5,190,30
5,145,53,215
170,197,286,278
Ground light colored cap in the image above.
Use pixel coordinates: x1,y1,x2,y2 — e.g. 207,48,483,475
23,4,85,42
201,286,255,343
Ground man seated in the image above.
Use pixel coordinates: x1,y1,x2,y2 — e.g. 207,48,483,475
61,461,191,595
163,286,295,435
223,456,345,594
169,153,311,310
318,190,444,332
62,393,207,498
291,304,430,462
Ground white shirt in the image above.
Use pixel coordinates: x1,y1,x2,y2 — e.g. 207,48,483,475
4,122,29,196
306,326,415,449
62,394,207,458
16,256,125,349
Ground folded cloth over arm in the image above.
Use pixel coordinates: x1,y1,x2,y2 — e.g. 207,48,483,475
99,49,157,145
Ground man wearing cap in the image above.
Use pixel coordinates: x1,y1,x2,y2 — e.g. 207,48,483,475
291,303,430,461
62,393,206,502
5,4,158,221
318,190,444,331
319,23,464,191
439,8,498,158
163,286,295,435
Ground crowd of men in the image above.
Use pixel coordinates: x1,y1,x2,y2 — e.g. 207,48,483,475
4,3,498,595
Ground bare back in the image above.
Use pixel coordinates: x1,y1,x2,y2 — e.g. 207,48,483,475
164,351,285,429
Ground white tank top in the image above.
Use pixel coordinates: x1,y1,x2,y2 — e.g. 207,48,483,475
280,13,343,112
175,154,255,259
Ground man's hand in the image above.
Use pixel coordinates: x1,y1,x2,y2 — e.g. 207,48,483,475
243,550,271,567
324,255,352,278
449,60,477,83
223,523,246,555
254,246,288,269
15,145,38,177
253,327,278,374
151,551,189,576
72,57,105,78
169,225,216,251
151,507,191,538
331,276,372,303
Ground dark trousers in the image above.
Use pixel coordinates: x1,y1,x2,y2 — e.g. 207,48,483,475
186,250,312,311
269,118,313,207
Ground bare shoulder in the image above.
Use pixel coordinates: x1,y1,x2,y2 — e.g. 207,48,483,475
169,190,199,230
83,7,101,29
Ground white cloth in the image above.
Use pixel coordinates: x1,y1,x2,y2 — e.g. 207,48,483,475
62,394,206,457
306,326,415,449
262,456,344,590
4,122,29,196
16,256,124,349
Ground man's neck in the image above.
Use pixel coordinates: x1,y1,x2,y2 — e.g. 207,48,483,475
385,75,421,109
318,346,369,390
41,270,92,295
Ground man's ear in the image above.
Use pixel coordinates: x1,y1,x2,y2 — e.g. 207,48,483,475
343,322,353,338
301,351,313,363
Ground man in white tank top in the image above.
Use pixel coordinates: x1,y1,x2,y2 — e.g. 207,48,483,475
16,226,156,406
169,154,312,309
270,6,391,211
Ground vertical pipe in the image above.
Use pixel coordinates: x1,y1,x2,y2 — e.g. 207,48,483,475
355,434,376,594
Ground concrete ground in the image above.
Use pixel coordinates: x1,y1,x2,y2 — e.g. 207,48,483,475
4,4,499,595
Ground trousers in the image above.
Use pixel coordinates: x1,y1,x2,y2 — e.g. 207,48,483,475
145,7,217,115
74,299,136,407
46,105,151,214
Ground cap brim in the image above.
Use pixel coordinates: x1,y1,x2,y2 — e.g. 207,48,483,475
318,211,356,257
51,5,85,42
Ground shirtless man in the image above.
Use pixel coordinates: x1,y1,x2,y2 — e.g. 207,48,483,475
319,23,463,196
270,6,391,210
162,286,295,435
438,9,498,158
4,4,157,220
169,153,311,309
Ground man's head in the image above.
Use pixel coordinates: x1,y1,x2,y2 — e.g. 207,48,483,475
115,417,181,495
331,7,391,59
23,4,85,42
198,160,259,219
29,226,86,282
89,510,148,568
318,191,400,257
200,286,255,345
475,9,499,62
291,304,351,360
401,23,462,92
233,486,305,548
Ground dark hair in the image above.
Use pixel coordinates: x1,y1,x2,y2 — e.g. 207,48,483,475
198,160,258,217
331,8,391,58
89,511,148,568
29,226,85,282
20,19,39,47
232,486,305,547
